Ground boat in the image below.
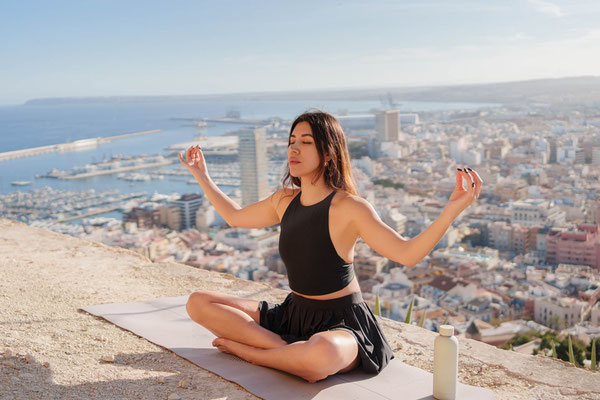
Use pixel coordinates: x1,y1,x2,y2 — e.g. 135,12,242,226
11,181,32,186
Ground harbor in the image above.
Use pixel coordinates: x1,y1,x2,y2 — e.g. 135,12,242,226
0,187,149,225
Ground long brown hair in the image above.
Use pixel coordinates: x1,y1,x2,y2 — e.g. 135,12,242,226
281,109,358,197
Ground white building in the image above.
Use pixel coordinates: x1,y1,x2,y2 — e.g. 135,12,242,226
556,146,579,165
381,208,407,236
534,296,588,329
461,149,482,166
237,127,269,207
449,136,468,163
510,199,566,227
195,204,226,231
214,228,279,251
336,114,376,130
353,156,375,177
591,302,600,327
399,113,419,125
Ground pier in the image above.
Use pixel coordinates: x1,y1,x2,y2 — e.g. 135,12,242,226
42,159,175,180
0,129,161,162
201,117,270,124
55,206,121,223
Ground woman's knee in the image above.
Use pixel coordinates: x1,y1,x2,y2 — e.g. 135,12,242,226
301,335,343,376
186,290,214,317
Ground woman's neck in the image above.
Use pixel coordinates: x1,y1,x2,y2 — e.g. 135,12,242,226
299,177,333,203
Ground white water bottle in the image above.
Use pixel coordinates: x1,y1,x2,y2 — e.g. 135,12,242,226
433,325,458,400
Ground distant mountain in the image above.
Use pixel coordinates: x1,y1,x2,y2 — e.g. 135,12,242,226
389,76,600,105
23,76,600,106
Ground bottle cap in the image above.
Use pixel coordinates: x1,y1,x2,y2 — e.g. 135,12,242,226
439,325,454,336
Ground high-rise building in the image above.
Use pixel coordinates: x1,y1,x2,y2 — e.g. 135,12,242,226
376,110,401,142
237,127,269,207
170,193,204,230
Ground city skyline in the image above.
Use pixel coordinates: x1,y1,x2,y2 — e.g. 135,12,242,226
2,0,600,106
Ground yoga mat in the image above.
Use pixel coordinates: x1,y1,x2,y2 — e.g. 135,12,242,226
81,295,494,399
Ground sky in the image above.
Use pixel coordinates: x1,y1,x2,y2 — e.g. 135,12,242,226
1,0,600,105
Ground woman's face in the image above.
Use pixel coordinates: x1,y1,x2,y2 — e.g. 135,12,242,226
288,121,325,178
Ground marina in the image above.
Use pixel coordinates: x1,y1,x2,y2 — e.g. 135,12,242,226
0,187,149,225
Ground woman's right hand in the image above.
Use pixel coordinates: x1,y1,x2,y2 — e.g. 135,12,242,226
179,145,208,177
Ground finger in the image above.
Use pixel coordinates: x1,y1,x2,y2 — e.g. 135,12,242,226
467,168,483,198
186,146,195,162
179,152,192,167
456,168,465,190
462,168,475,199
460,168,472,192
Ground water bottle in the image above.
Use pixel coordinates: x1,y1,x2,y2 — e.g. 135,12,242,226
433,325,458,400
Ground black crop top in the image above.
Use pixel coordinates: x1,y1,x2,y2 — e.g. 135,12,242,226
278,189,355,295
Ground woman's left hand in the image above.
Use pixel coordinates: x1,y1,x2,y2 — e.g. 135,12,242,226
444,167,483,220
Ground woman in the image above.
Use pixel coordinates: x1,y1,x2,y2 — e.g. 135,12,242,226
181,110,482,383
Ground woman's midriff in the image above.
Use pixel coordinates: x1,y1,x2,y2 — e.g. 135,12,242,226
291,276,362,300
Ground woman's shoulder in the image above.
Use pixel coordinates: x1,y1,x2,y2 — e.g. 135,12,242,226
270,187,300,210
332,190,370,211
277,187,300,199
332,192,379,229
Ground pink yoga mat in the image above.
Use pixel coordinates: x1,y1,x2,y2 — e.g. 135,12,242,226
82,295,494,399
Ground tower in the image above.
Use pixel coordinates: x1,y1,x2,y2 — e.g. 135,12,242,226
376,110,401,142
237,127,269,207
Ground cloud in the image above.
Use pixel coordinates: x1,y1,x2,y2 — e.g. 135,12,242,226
528,0,564,17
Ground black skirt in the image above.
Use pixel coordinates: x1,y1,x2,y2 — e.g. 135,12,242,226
258,291,395,374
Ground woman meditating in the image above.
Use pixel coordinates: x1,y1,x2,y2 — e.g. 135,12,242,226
181,110,482,383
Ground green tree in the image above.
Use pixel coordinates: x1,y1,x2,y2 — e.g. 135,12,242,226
547,315,565,331
498,330,540,350
539,331,560,351
555,336,586,366
348,141,368,159
373,178,405,190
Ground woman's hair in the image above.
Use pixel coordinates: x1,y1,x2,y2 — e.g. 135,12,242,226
281,109,358,196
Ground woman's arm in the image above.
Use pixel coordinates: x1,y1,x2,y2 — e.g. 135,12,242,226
193,172,280,228
179,145,280,228
349,168,483,267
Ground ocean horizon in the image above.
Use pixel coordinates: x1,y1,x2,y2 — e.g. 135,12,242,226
0,99,499,205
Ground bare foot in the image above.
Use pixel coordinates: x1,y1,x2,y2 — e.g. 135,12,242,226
212,338,320,383
212,337,258,364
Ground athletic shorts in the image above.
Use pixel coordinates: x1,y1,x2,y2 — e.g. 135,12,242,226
258,291,395,374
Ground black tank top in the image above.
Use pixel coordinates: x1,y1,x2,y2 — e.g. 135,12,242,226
278,189,355,295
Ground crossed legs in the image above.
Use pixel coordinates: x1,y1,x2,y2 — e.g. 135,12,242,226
185,290,360,383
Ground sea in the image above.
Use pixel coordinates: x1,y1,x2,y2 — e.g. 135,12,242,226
0,99,498,221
